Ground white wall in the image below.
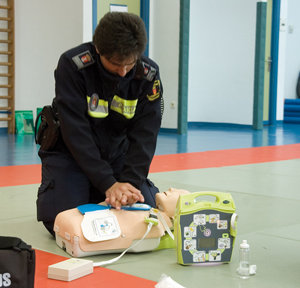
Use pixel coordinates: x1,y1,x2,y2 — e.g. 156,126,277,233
188,0,257,125
282,0,300,100
83,0,93,43
188,0,300,124
15,0,83,120
149,0,180,129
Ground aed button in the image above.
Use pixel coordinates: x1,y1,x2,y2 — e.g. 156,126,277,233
223,200,230,204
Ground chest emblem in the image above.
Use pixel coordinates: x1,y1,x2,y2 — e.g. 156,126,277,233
87,94,108,118
89,93,99,111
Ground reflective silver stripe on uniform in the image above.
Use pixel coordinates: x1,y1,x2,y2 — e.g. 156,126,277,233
110,95,138,119
87,96,109,118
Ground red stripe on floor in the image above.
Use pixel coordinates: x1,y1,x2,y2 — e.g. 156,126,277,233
0,164,41,187
35,249,156,288
1,144,300,187
149,143,300,173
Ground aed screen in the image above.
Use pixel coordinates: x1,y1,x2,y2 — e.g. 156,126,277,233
198,238,216,249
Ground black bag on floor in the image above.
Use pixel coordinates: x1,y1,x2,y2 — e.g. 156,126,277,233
0,236,35,288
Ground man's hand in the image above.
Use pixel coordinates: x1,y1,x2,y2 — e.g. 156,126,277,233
105,182,144,209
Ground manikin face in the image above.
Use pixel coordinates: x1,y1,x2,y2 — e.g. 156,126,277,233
99,54,136,77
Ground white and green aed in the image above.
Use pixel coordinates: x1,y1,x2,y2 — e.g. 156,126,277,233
175,191,238,265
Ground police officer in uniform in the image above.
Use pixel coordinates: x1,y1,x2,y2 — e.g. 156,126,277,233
36,12,163,236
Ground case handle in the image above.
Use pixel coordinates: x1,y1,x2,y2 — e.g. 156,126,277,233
192,191,221,204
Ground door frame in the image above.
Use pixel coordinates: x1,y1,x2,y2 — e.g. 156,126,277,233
269,0,281,125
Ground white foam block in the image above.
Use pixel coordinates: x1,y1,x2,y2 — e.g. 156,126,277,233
48,258,94,281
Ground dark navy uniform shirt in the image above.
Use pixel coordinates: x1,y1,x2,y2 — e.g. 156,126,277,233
54,42,163,195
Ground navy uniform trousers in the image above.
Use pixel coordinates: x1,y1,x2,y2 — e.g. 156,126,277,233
37,149,159,236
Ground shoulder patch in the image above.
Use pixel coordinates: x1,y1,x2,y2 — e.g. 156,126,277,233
142,62,157,82
72,50,95,70
135,60,157,82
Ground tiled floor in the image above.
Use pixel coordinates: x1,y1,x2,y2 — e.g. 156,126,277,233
0,122,300,287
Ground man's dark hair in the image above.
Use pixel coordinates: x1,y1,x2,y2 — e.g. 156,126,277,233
93,12,147,61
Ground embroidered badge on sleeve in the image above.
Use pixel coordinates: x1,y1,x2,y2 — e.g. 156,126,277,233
147,80,161,101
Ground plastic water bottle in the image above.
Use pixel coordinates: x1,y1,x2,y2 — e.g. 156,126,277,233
237,240,250,279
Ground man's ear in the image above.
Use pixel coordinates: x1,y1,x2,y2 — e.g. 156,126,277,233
95,46,100,54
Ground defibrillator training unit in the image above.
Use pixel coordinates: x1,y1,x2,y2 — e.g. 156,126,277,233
47,189,238,281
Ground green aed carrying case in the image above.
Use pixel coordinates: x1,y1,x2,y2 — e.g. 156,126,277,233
174,191,238,265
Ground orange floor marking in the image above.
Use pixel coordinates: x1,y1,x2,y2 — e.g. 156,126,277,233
35,249,156,288
1,144,300,187
149,143,300,173
0,164,41,187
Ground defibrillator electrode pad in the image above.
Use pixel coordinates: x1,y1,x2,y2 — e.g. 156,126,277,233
81,210,121,242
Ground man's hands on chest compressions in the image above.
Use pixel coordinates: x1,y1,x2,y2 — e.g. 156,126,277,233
105,182,145,209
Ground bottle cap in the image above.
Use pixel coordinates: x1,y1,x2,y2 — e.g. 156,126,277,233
240,240,249,249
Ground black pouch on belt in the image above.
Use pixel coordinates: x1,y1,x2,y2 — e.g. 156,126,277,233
35,105,60,151
0,236,36,288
